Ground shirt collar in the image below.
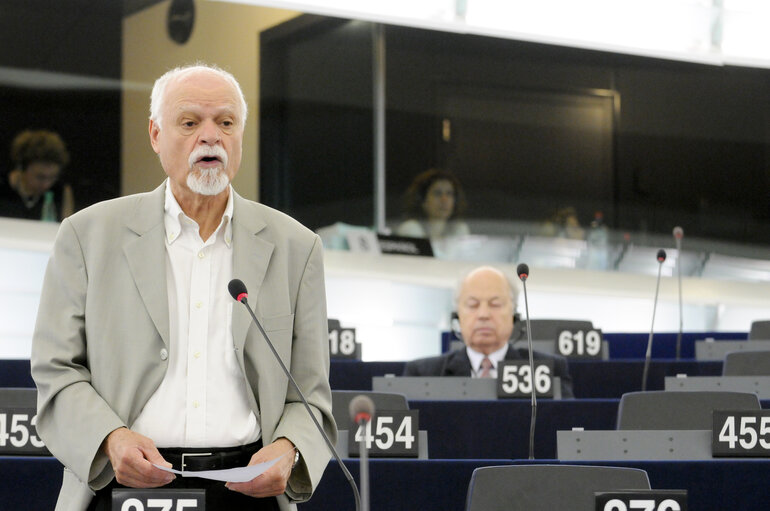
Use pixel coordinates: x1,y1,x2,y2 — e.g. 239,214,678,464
466,343,509,373
163,178,234,247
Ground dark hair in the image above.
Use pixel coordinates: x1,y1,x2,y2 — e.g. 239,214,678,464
402,168,467,220
10,130,70,171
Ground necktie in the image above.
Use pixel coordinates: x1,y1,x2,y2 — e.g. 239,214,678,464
480,357,493,378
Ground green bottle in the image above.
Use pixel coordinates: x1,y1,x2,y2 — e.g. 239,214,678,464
41,190,58,222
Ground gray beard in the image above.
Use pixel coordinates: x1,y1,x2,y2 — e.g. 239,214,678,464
187,167,229,196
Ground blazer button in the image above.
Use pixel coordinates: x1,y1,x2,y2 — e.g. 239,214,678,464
160,348,169,361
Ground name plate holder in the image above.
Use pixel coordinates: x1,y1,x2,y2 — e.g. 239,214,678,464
557,429,713,460
664,376,770,399
556,329,606,360
694,339,770,361
497,360,555,398
713,409,770,457
0,387,49,455
595,490,687,511
510,339,610,360
373,376,563,400
328,324,362,360
336,429,429,459
347,410,420,458
112,489,205,510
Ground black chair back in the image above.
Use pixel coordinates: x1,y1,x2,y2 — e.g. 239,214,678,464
723,350,770,376
617,390,760,430
465,464,650,511
749,320,770,340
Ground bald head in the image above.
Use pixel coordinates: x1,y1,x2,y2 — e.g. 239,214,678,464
455,266,518,355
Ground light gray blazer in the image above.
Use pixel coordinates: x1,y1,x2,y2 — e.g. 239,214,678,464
30,182,335,511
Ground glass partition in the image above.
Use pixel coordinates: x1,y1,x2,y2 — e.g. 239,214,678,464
260,14,770,282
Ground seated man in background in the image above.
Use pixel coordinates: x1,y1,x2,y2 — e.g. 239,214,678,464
403,265,574,398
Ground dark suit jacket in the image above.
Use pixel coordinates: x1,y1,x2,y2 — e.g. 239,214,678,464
403,343,574,398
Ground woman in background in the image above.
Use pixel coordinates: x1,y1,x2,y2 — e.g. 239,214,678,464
396,168,469,239
0,129,74,221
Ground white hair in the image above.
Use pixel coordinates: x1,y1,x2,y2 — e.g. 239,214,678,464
149,63,248,129
453,265,521,312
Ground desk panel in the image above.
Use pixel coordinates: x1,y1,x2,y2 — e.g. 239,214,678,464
414,399,619,459
4,456,770,511
299,458,770,511
0,359,725,400
327,360,723,399
0,456,62,509
0,359,33,388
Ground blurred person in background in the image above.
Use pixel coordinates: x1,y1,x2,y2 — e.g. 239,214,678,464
395,168,469,239
541,206,584,240
0,129,74,221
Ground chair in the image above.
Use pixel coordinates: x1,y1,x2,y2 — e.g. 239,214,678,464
749,320,770,340
465,464,650,511
512,319,594,341
616,391,760,430
723,350,770,375
330,390,409,430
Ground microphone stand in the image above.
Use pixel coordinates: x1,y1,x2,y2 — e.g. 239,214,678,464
233,292,361,511
517,263,537,460
674,231,684,360
358,418,370,511
642,250,666,392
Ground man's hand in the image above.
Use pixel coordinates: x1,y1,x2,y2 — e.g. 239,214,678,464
103,427,175,488
225,438,295,498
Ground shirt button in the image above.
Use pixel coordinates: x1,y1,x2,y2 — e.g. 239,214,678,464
193,401,199,408
194,351,201,359
198,252,205,259
160,348,168,361
195,301,202,309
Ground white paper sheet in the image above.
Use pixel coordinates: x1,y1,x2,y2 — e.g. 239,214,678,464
153,448,293,483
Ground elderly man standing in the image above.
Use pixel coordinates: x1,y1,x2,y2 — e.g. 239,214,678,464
403,265,574,398
31,64,334,511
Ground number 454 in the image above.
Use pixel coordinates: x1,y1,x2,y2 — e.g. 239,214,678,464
354,416,414,450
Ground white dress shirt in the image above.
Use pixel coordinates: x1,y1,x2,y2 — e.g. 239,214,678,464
467,344,509,378
132,181,260,448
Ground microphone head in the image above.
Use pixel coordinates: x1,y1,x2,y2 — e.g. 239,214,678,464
228,279,249,303
673,226,684,240
656,249,667,263
349,394,375,425
516,263,529,281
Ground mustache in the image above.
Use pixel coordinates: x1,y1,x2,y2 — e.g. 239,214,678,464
188,145,228,169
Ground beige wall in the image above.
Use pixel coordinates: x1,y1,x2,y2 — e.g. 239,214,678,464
122,1,298,200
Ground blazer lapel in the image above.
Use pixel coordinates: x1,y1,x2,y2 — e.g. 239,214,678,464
231,193,274,353
124,184,170,347
444,349,473,376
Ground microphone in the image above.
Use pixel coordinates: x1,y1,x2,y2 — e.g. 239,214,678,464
673,227,684,360
516,263,537,460
228,279,361,511
349,394,375,426
349,395,375,511
641,250,666,391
